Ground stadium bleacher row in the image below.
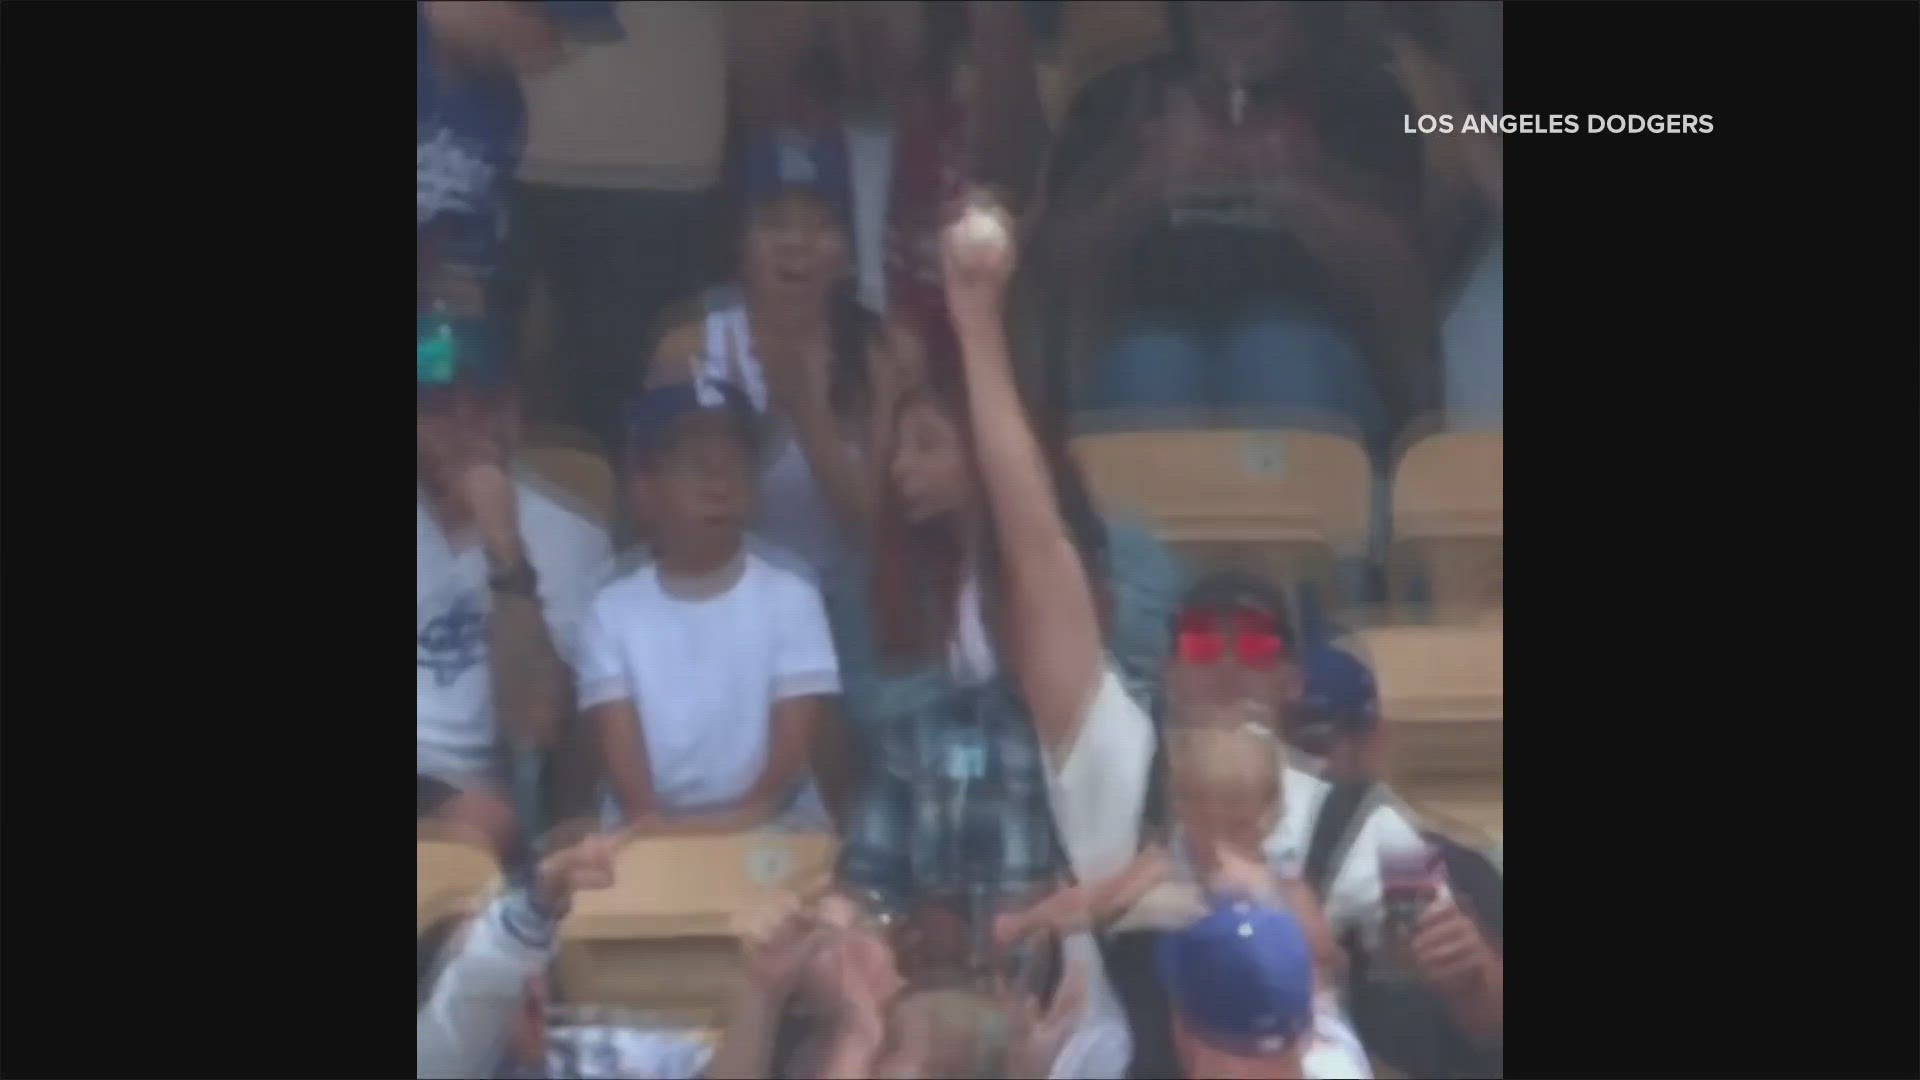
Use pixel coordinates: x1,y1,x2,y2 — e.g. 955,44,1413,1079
424,419,1501,1021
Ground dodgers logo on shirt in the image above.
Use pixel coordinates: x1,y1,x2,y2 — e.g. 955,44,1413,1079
417,125,499,228
418,592,489,688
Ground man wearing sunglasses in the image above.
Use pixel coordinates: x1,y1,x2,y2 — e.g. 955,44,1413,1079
1093,570,1447,1077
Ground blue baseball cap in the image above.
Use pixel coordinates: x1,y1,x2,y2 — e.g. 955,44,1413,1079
737,127,855,238
1296,642,1380,735
1158,897,1315,1057
624,378,762,456
539,1,624,43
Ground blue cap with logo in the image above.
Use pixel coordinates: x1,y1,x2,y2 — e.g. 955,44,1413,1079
1158,896,1316,1058
1297,641,1381,734
737,126,855,239
624,377,763,456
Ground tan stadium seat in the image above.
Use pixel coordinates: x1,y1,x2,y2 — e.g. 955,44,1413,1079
1401,780,1505,852
1352,626,1502,784
1390,431,1503,622
555,831,838,1020
418,840,502,936
1075,428,1373,595
521,447,616,530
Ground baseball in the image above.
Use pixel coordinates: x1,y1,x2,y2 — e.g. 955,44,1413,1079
952,206,1008,255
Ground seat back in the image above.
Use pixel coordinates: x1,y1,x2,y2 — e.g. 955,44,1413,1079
1390,432,1503,620
418,840,501,936
1075,428,1373,595
1351,626,1503,783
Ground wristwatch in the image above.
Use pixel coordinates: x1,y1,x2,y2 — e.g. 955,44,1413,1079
488,554,539,599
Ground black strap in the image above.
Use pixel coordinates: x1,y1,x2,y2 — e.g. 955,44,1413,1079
1304,779,1381,901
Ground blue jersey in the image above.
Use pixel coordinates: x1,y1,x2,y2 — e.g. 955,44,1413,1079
417,4,525,296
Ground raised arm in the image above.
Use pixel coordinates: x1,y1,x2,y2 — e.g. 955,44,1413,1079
941,205,1105,759
456,451,575,751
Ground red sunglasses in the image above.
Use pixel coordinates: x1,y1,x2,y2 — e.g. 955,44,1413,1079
1176,607,1287,669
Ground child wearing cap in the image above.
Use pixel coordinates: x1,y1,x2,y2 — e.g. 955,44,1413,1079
1161,897,1374,1079
575,378,838,833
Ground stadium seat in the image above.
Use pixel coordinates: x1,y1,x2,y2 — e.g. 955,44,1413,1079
555,831,838,1020
521,447,616,530
1403,780,1505,852
418,840,501,936
1390,431,1503,622
1351,626,1502,785
1074,428,1374,601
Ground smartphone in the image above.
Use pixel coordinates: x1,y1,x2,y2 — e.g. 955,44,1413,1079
1378,840,1442,958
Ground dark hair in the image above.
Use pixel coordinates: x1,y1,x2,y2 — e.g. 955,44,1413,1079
715,188,876,426
624,408,764,478
871,319,1112,662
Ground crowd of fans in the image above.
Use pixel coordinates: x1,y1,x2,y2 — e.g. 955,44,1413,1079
419,2,1503,1077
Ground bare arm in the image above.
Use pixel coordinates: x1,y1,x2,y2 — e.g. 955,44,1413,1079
777,346,876,537
943,209,1105,759
591,699,658,821
459,458,571,749
487,593,570,748
705,980,787,1079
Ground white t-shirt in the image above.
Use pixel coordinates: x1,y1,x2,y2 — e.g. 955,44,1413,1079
1303,992,1376,1079
576,551,839,814
946,571,999,686
417,476,613,782
1040,666,1160,1080
1260,766,1433,946
1165,764,1432,946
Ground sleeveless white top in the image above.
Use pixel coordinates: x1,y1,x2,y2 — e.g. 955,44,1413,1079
700,288,852,593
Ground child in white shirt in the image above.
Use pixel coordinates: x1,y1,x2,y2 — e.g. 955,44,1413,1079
578,379,837,833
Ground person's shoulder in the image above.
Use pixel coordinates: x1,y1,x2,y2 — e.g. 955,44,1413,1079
1354,788,1425,853
745,546,828,603
588,563,662,618
1285,766,1334,815
514,474,611,551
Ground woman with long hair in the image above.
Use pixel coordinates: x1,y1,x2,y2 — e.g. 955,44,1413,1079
645,129,917,598
827,203,1182,1080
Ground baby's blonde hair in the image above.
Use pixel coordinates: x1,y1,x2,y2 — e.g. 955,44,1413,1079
1168,719,1286,799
